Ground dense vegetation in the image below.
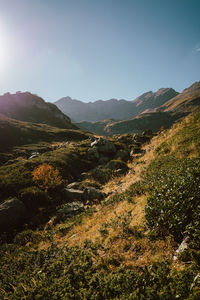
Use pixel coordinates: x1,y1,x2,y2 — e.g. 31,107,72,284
145,157,200,246
1,242,200,299
1,113,200,299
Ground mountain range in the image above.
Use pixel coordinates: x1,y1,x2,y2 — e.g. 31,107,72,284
60,82,199,135
54,88,178,122
0,82,199,137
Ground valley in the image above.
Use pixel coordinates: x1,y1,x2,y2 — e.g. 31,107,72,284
0,83,200,299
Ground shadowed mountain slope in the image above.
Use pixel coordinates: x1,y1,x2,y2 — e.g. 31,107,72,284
0,92,76,129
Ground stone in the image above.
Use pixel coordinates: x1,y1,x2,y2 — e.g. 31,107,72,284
173,237,190,261
0,198,26,232
83,187,105,201
64,188,84,201
58,201,84,216
91,138,116,154
66,182,83,190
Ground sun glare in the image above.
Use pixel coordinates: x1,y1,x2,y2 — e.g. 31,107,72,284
0,25,9,72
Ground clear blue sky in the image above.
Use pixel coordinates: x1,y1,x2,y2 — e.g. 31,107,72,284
0,0,199,102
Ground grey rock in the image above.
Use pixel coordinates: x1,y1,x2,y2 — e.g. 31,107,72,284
0,198,26,232
91,138,116,154
64,188,84,201
58,201,84,216
66,182,83,190
83,187,105,201
173,237,190,261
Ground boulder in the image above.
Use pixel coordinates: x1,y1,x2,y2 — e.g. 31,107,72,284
83,187,105,201
58,201,84,216
63,188,84,201
87,147,100,160
91,138,116,154
0,198,26,232
66,182,83,190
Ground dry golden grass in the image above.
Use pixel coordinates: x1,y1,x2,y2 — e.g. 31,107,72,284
48,193,174,269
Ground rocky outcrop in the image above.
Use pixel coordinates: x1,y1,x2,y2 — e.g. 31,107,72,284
91,138,116,154
0,198,26,232
64,186,106,202
83,187,105,201
58,201,84,216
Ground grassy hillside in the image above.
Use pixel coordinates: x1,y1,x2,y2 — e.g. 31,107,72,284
0,115,90,163
1,113,200,299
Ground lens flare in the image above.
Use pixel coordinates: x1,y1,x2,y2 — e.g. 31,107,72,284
0,25,9,73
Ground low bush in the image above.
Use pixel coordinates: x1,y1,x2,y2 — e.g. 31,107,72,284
145,157,200,244
106,159,128,173
0,243,199,299
13,229,41,246
19,186,48,209
33,163,63,191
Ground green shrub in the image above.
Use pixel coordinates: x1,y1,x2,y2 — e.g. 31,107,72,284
0,243,198,299
19,186,48,209
106,159,128,173
145,157,200,243
13,229,41,246
91,167,112,184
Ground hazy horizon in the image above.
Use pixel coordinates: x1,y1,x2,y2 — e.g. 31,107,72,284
0,0,199,103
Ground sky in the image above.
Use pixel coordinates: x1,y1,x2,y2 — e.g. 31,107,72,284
0,0,199,102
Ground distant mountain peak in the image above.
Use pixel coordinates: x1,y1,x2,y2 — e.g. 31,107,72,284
55,87,177,122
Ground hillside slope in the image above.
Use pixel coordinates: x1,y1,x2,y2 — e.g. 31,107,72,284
1,112,200,298
0,92,76,129
159,81,200,113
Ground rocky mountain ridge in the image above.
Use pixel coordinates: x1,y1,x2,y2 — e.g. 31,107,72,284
76,82,200,135
55,88,178,122
0,92,76,129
